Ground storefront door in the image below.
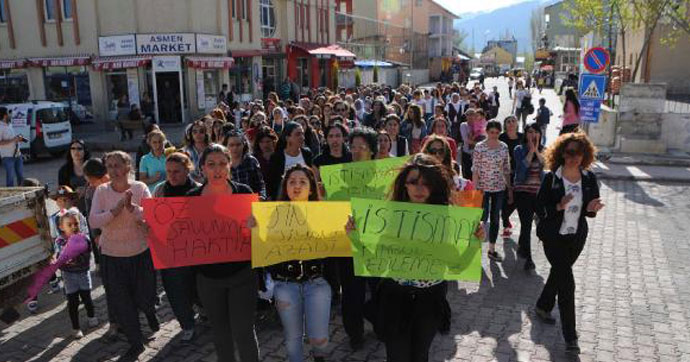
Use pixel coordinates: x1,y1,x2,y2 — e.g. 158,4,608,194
152,56,185,124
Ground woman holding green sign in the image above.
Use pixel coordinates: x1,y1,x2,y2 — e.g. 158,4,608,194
345,154,484,362
250,164,332,362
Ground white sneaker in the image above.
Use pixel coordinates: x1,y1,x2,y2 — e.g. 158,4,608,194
73,329,84,339
88,317,99,328
49,281,61,294
180,329,195,342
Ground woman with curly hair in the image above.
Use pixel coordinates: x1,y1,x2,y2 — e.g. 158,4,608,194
183,120,210,182
252,126,278,183
534,131,603,355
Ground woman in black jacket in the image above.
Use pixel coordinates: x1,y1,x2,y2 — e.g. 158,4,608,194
58,139,91,212
534,132,604,355
266,121,314,199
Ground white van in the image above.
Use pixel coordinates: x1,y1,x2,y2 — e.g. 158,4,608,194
1,101,73,158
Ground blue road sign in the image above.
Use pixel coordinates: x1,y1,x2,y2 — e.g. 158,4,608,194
580,99,602,123
579,73,606,101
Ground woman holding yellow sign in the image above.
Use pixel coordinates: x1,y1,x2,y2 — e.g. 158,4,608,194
346,154,484,362
249,164,331,362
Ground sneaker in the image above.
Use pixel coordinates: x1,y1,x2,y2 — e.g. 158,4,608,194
73,329,84,339
501,228,512,238
26,300,38,314
180,328,195,342
565,339,581,355
535,307,557,324
487,250,503,262
524,259,536,271
48,281,61,294
121,344,145,361
88,317,99,328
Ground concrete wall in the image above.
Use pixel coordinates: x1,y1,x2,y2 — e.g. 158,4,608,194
661,113,690,152
403,69,429,86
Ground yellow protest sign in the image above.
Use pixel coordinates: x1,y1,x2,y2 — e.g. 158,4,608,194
251,201,352,267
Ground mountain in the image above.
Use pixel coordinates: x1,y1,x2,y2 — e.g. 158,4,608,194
454,0,558,55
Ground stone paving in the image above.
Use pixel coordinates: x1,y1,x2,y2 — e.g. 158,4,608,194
2,180,690,361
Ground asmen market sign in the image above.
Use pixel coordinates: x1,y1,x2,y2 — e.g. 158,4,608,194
137,33,196,55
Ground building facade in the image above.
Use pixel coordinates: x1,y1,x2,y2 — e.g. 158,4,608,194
0,0,340,126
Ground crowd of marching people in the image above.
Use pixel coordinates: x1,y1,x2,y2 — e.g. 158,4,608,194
27,78,604,362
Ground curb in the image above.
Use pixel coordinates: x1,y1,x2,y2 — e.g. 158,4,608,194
594,171,690,184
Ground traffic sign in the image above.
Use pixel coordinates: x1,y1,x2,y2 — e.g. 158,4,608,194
583,47,610,74
579,73,606,101
580,99,602,123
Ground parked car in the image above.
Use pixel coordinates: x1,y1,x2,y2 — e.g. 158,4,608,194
1,101,73,159
469,68,484,80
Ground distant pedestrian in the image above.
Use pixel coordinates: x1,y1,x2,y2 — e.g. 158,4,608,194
508,77,514,98
534,98,552,145
0,106,25,186
534,132,603,355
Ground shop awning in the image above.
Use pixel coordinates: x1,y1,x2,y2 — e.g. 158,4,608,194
27,55,91,67
186,56,235,69
0,59,27,69
354,60,394,68
92,56,152,71
291,43,356,59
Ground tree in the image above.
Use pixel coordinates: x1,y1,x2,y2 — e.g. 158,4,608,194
355,67,362,87
530,7,545,52
564,0,690,82
373,65,379,83
331,61,339,90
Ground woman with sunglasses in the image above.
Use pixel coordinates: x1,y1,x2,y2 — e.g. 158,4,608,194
512,124,544,270
534,132,603,355
422,117,458,161
420,135,474,192
498,115,524,238
346,154,483,362
472,120,512,262
183,120,211,183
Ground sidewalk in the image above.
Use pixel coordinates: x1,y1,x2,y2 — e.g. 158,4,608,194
592,161,690,183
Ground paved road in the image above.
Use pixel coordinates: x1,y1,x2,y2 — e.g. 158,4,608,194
3,80,690,361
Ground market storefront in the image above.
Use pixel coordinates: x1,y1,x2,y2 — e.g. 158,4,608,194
91,56,153,121
28,55,93,122
0,59,30,103
186,56,234,113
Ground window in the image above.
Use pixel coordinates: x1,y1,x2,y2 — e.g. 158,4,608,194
231,0,236,18
243,0,248,19
0,0,7,23
260,0,276,37
416,0,422,6
62,0,73,20
44,0,56,21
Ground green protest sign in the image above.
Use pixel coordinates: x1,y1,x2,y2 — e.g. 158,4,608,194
320,156,409,201
349,198,483,281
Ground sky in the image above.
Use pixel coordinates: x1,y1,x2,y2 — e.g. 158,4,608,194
433,0,533,16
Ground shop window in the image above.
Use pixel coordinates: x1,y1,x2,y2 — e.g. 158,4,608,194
298,58,309,91
44,66,92,111
260,0,276,38
62,0,73,20
0,70,30,103
203,70,220,110
231,0,236,18
44,0,56,21
105,71,128,112
230,57,253,95
0,0,7,23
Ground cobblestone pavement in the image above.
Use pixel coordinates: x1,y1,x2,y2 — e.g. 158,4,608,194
2,180,689,362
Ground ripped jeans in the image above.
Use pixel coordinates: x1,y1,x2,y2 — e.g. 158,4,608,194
274,277,332,362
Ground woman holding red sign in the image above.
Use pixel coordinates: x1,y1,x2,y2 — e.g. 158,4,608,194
185,144,259,362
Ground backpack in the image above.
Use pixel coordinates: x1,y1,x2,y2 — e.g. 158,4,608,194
521,94,534,115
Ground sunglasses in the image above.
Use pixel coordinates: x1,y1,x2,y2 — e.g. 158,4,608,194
564,148,583,156
427,147,445,155
405,178,430,187
70,147,84,151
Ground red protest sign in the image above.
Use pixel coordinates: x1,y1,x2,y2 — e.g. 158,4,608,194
142,194,258,269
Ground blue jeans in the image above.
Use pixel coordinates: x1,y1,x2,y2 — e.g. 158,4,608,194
482,191,505,245
2,156,24,186
274,277,332,362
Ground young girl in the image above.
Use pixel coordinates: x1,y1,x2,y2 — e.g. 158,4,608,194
473,120,512,262
251,164,331,362
55,209,98,338
346,154,483,362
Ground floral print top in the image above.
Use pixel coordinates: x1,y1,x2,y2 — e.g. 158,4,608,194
472,141,511,192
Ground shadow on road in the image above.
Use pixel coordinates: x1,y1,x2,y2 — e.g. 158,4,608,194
600,179,665,207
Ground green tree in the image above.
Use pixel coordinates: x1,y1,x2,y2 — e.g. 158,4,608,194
373,65,379,83
564,0,690,82
355,67,362,87
332,61,339,90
